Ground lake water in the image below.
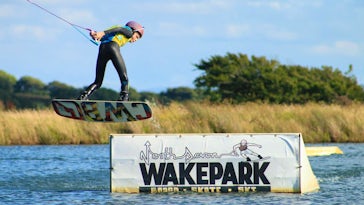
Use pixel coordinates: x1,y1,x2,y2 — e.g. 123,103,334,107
0,143,363,204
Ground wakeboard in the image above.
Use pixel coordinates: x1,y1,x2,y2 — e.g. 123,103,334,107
52,99,152,122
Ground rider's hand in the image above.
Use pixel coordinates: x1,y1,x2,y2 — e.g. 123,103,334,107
90,31,105,41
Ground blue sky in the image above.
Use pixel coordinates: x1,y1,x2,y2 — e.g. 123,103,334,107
1,0,363,93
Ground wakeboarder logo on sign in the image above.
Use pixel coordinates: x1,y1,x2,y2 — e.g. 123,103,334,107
223,139,270,161
138,139,271,193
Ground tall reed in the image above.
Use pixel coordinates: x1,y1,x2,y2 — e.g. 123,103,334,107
0,102,363,145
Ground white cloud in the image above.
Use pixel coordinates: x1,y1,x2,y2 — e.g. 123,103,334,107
246,1,291,10
245,0,323,10
225,23,298,41
24,0,98,27
10,25,60,41
133,0,231,14
157,21,298,41
0,4,17,18
32,0,89,6
246,0,302,10
157,22,207,37
261,24,298,41
226,24,251,38
312,41,361,56
58,9,97,25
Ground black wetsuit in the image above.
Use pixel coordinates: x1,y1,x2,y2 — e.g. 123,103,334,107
80,26,133,99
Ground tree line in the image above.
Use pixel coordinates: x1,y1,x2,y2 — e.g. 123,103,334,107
1,52,363,109
194,53,364,104
0,70,198,109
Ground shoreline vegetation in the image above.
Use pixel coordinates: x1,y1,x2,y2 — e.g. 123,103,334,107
0,102,363,145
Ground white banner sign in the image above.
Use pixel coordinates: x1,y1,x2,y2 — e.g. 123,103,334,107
110,133,319,193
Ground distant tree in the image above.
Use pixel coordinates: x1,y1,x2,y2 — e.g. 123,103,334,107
91,87,119,100
89,86,140,101
0,70,17,92
129,87,141,101
194,53,364,104
139,91,160,102
0,70,17,109
48,81,80,99
13,76,50,108
160,87,199,103
194,53,279,102
14,76,48,95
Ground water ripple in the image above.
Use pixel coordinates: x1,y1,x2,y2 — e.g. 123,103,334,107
0,143,363,204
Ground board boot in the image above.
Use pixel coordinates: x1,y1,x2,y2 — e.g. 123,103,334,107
118,91,129,101
78,84,98,100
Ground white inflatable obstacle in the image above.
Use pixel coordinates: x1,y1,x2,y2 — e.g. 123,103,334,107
110,133,319,193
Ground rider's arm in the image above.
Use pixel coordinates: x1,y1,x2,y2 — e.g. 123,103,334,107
104,27,133,38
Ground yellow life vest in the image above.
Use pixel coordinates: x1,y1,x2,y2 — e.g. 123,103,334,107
101,25,131,47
